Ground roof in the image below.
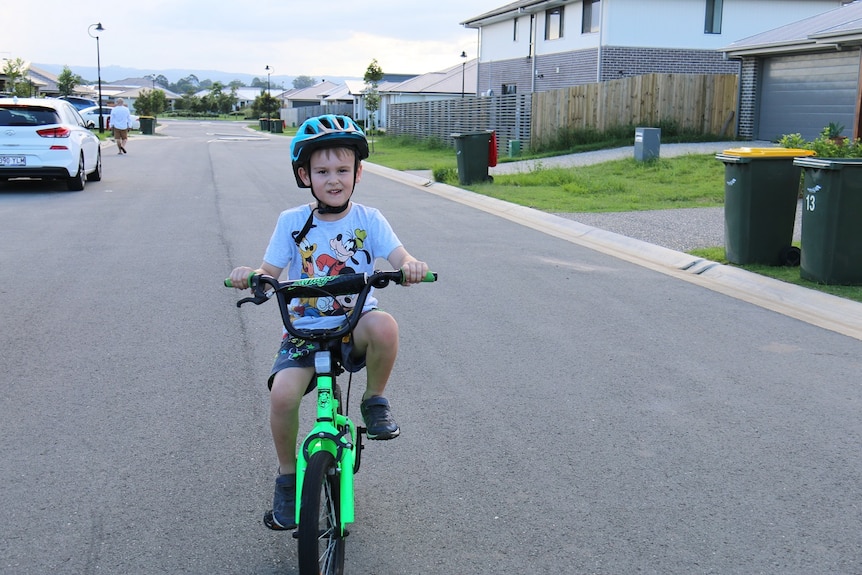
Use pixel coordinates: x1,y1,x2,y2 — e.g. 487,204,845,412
461,0,566,28
382,59,478,95
285,80,341,102
723,1,862,56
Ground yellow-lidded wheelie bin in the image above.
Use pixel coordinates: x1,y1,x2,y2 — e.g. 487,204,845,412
715,147,815,265
793,157,862,285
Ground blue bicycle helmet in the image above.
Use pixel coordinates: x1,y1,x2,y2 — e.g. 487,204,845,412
290,114,369,189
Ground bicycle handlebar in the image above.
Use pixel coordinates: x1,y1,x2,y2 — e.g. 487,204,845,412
225,269,437,341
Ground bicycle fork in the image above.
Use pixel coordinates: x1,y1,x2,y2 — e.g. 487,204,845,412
294,351,360,529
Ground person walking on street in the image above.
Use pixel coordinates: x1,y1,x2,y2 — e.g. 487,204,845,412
109,98,132,154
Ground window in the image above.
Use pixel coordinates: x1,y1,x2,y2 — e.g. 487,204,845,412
502,84,517,95
582,0,601,34
545,7,564,40
513,17,519,42
705,0,723,34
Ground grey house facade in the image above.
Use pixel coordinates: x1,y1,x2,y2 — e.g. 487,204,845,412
723,1,862,141
461,0,844,97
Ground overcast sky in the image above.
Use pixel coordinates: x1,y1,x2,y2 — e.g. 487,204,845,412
2,0,503,81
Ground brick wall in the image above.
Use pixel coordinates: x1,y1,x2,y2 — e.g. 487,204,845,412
478,46,740,95
736,58,758,140
600,46,740,81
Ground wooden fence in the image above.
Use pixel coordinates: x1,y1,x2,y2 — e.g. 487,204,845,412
385,73,738,154
531,73,738,148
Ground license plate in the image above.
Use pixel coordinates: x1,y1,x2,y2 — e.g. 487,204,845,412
0,155,26,167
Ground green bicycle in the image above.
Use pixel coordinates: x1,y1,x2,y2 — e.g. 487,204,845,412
227,269,436,575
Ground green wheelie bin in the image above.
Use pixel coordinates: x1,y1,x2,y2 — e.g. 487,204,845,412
139,116,156,135
793,157,862,285
453,132,492,185
715,147,815,266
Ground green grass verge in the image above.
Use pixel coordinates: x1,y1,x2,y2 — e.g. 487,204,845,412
689,246,862,303
466,155,724,212
366,133,862,304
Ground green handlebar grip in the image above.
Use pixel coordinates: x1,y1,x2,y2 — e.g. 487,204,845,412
423,271,438,282
224,271,257,288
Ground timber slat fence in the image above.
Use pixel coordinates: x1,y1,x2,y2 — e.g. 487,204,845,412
386,73,738,154
386,94,532,153
531,73,738,148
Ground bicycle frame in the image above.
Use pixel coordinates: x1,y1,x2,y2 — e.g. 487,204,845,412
294,349,359,530
226,268,436,549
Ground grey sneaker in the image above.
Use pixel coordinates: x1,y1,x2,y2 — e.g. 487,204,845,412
263,473,297,530
360,396,400,440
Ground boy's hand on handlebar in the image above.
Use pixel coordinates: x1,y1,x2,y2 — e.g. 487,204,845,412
401,260,429,285
228,266,257,290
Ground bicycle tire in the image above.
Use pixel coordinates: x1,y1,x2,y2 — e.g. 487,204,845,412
297,451,345,575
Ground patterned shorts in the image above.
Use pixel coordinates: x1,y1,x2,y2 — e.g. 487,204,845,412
267,335,366,391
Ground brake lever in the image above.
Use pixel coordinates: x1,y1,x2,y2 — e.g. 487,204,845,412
236,286,273,307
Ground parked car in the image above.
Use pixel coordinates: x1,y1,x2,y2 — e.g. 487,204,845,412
78,106,141,131
0,97,102,191
56,95,98,111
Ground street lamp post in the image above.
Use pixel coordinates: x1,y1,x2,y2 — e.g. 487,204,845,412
460,51,468,98
265,65,272,118
88,22,105,133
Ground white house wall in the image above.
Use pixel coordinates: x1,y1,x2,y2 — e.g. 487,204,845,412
604,0,845,49
472,0,843,92
477,0,844,59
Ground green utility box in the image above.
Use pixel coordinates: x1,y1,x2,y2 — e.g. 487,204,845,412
793,157,862,285
508,140,521,157
715,147,815,265
139,116,155,135
452,132,492,185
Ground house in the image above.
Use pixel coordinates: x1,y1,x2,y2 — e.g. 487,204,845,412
192,87,283,112
0,62,60,97
283,80,343,108
722,1,862,141
460,0,846,97
360,60,478,128
78,78,182,111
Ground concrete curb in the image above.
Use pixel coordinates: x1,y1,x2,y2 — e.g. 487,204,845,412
363,161,862,341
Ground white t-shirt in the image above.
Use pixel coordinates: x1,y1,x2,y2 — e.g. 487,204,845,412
109,105,132,130
264,203,402,329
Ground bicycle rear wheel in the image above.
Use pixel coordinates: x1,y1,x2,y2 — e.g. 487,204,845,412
297,451,345,575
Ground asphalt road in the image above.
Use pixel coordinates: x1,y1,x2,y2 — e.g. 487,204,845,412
2,120,861,574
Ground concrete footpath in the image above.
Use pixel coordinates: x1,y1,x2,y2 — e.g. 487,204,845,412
367,142,862,342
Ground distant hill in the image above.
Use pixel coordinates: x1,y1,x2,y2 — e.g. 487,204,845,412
35,63,357,88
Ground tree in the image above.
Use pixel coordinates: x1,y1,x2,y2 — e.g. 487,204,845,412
2,57,27,96
252,92,279,119
205,82,237,114
293,75,316,89
56,66,83,96
363,59,384,150
134,88,167,118
172,74,200,95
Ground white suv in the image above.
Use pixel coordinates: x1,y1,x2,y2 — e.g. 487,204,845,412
0,97,102,191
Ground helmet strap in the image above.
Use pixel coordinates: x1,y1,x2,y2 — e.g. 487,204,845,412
314,197,350,214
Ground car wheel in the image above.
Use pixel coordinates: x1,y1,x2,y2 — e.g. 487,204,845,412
86,150,102,182
67,154,86,191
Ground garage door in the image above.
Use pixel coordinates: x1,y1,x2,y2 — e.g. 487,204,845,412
758,51,859,141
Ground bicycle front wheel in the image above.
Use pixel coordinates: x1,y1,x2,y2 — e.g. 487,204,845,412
297,451,345,575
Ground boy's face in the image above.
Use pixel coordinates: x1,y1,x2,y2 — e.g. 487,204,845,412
298,147,362,208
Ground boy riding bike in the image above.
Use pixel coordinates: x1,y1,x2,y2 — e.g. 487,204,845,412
228,115,429,530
